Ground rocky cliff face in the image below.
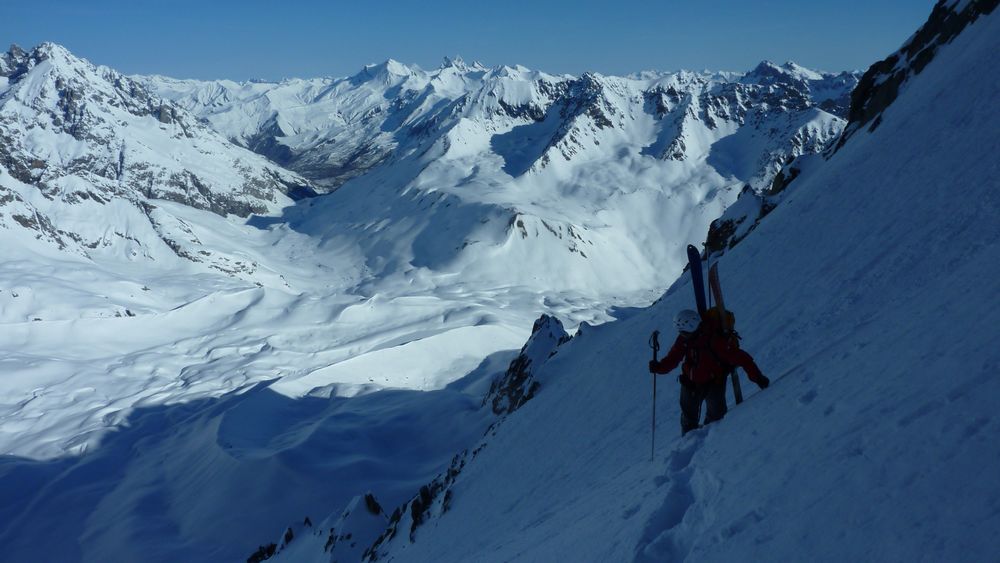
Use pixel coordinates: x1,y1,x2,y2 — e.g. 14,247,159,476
838,0,998,149
483,314,572,415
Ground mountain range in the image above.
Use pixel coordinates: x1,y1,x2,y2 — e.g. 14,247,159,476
1,0,997,560
1,39,858,318
0,41,860,461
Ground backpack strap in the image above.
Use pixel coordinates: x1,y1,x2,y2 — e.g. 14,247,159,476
681,335,699,380
704,331,737,380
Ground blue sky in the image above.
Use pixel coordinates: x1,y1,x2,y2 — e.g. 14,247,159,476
6,0,935,79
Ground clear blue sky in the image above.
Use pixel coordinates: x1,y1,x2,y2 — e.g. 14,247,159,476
6,0,935,80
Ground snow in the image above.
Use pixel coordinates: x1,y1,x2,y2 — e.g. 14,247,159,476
706,108,842,186
271,494,389,562
361,7,1000,561
0,377,497,561
2,3,995,560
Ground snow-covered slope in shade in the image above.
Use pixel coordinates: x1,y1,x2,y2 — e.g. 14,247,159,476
298,2,997,560
0,371,505,562
702,0,1000,262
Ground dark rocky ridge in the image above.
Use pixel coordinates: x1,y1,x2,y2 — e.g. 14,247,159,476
704,0,998,261
837,0,999,150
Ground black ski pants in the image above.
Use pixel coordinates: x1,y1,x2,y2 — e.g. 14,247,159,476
679,378,727,434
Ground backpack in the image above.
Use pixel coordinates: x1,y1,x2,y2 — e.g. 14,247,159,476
701,308,736,336
681,309,740,384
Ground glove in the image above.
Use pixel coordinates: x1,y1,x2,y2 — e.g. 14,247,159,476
757,375,770,389
649,360,659,373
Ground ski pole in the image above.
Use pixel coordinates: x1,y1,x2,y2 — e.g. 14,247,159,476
649,330,660,462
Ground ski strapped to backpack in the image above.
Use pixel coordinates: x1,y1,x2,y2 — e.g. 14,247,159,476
649,330,660,462
686,244,708,315
708,263,743,404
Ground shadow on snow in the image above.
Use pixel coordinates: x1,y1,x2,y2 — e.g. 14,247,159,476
0,351,513,563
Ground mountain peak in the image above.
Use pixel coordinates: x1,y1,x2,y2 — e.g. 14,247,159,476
1,44,27,75
442,55,465,67
6,43,27,60
352,58,417,85
29,42,79,67
360,58,413,77
2,42,83,77
487,63,535,79
382,58,412,75
779,60,825,79
746,60,826,83
2,42,103,82
33,41,70,56
440,56,487,72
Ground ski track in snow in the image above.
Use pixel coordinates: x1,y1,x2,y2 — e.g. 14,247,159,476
635,433,703,562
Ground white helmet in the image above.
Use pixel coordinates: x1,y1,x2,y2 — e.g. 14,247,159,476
674,309,701,333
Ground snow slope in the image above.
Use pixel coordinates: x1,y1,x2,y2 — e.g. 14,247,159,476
1,2,995,561
315,2,999,560
0,376,503,562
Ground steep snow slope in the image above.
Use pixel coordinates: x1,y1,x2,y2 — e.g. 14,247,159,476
345,3,1000,561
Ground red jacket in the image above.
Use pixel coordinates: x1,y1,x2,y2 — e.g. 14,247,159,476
651,329,764,386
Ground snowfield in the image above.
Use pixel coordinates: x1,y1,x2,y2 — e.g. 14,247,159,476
346,5,1000,561
1,0,998,561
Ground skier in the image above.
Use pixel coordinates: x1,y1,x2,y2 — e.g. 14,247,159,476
649,309,770,434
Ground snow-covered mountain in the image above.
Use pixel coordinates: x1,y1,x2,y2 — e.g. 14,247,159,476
4,1,996,560
138,55,856,302
0,38,856,303
0,43,313,264
0,40,857,319
143,59,855,193
257,1,998,561
0,38,858,468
